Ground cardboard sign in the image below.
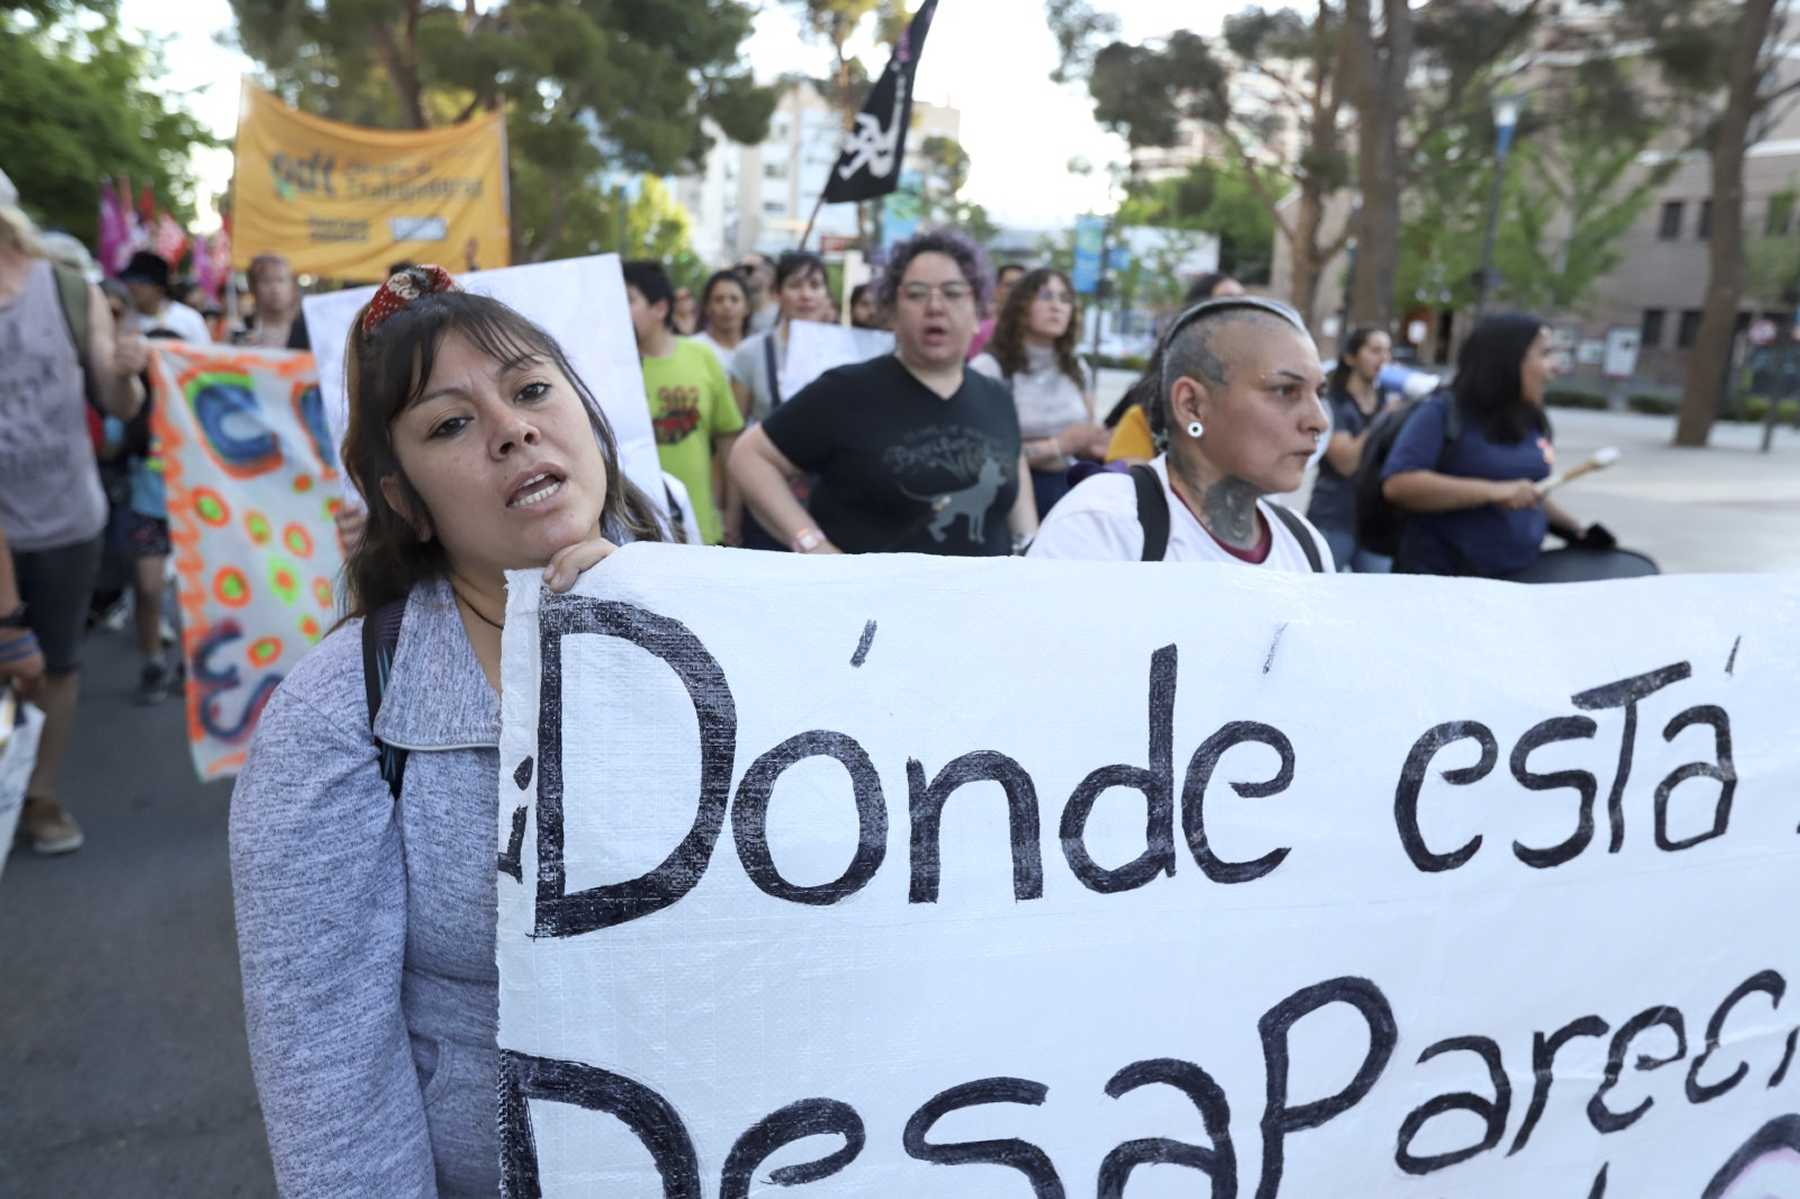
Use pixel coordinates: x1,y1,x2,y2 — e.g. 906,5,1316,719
495,547,1800,1196
151,345,344,780
782,320,895,400
300,254,665,517
232,85,509,280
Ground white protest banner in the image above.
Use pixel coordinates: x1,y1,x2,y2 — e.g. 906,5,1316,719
782,319,894,400
300,254,665,513
496,547,1800,1197
0,694,44,885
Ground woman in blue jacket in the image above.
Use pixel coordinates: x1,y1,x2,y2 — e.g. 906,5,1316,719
230,266,675,1195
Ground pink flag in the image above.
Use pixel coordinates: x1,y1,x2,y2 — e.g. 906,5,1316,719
98,180,130,274
153,212,188,268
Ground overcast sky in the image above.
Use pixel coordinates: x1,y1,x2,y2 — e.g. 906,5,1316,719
123,0,1236,235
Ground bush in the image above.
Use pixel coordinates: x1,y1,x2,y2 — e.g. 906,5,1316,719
1545,388,1609,410
1740,396,1800,423
1627,393,1680,416
1090,354,1149,373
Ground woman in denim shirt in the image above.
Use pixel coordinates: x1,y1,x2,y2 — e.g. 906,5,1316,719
230,267,676,1195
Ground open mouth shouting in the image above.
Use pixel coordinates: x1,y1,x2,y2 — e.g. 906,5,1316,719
506,466,567,510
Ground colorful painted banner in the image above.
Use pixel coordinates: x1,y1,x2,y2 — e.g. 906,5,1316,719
151,345,344,781
232,84,510,281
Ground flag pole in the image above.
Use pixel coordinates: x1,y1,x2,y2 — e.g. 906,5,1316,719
798,190,829,251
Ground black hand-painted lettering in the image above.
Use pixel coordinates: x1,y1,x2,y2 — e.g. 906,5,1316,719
1180,722,1295,884
902,1077,1064,1197
1725,635,1740,677
1586,1006,1686,1134
1508,1015,1609,1155
1769,1029,1798,1087
1393,722,1498,873
1571,661,1691,854
533,597,736,937
851,620,877,668
498,1049,699,1198
1256,977,1396,1199
1589,1163,1609,1198
1097,1058,1236,1198
1395,1036,1511,1175
513,756,534,790
1653,705,1736,851
1702,1115,1800,1199
1688,970,1786,1103
1508,716,1600,868
907,751,1043,903
732,731,886,905
498,805,528,882
1060,645,1177,894
720,1098,865,1196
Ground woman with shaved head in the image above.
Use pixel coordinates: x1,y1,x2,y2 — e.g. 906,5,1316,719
1029,296,1334,570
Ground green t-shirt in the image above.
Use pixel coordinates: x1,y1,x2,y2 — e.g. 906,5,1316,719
642,338,744,544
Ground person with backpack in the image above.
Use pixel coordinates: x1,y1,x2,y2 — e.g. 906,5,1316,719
1030,296,1334,570
969,266,1109,518
0,178,148,855
1379,312,1614,578
1307,326,1396,572
228,266,680,1195
1104,273,1246,463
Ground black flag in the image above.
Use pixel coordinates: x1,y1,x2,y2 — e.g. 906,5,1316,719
821,0,939,204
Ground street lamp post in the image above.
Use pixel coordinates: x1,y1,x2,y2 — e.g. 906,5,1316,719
1474,94,1522,317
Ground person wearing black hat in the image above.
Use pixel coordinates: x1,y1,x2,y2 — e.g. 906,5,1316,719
118,250,211,345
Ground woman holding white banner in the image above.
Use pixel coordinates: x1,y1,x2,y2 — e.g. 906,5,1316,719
229,265,678,1196
969,266,1110,519
727,250,834,424
730,229,1038,556
1029,296,1336,569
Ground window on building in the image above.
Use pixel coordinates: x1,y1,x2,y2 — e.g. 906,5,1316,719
1677,309,1704,348
763,160,787,180
1697,199,1713,240
1641,308,1666,349
1768,193,1797,237
763,200,785,216
1658,201,1684,240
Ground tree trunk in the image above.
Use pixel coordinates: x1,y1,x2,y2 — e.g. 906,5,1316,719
1676,0,1774,448
1289,187,1326,328
373,2,428,129
1345,0,1410,331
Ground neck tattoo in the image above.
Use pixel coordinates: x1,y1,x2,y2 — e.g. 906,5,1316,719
453,586,505,631
1201,477,1263,550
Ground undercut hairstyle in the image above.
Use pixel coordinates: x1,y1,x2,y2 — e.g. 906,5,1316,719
621,259,675,325
1147,307,1305,441
1329,326,1385,396
1452,311,1551,444
339,290,673,620
697,269,749,336
774,250,826,291
878,228,990,313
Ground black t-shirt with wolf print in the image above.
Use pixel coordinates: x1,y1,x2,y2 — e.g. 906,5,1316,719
762,353,1021,556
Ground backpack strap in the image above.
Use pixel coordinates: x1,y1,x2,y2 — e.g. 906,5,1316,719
49,263,98,413
361,598,409,802
762,332,781,410
1129,464,1170,562
1267,503,1328,573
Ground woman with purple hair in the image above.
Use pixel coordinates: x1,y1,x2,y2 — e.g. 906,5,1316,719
730,229,1037,556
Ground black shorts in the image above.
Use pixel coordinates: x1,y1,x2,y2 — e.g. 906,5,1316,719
10,535,104,675
124,511,171,559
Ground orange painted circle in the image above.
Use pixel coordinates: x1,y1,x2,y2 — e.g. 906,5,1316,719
213,566,251,609
300,615,322,643
193,488,230,527
246,511,272,546
247,637,282,668
313,578,333,609
293,475,314,494
283,523,314,559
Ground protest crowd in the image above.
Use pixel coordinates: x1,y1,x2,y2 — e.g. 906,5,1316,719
14,2,1768,1192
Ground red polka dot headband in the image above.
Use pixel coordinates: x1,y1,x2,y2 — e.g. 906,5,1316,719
361,264,457,335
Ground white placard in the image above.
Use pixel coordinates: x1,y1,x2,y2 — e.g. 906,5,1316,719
1603,328,1641,380
497,548,1800,1197
0,695,45,884
300,255,664,513
782,320,894,400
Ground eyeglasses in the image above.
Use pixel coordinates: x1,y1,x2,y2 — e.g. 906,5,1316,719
899,281,974,305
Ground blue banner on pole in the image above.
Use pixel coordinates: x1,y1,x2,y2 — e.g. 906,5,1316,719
1072,215,1104,295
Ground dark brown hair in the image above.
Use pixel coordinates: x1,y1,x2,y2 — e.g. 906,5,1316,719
339,290,671,620
986,267,1084,389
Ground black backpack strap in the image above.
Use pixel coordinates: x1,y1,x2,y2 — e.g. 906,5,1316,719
1267,503,1328,573
1129,464,1170,562
361,598,409,802
763,332,781,409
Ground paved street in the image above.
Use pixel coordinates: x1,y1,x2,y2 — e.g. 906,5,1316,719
2,403,1796,1197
